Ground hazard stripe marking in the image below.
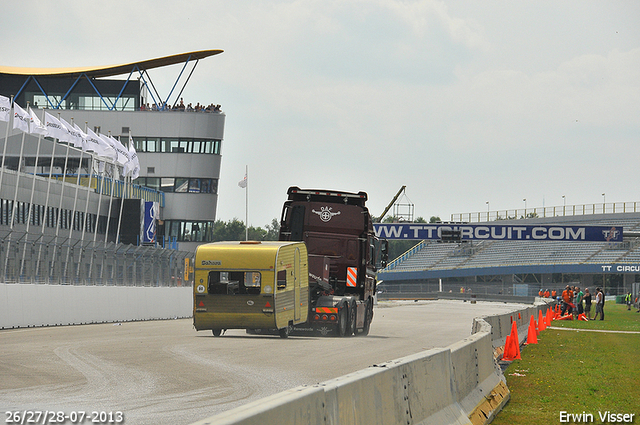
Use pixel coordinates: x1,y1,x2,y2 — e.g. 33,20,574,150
347,267,357,287
316,307,338,314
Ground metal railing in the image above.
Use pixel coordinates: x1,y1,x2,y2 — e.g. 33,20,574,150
0,230,191,286
452,201,640,223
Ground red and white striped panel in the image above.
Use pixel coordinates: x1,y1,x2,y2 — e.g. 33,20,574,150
346,267,357,287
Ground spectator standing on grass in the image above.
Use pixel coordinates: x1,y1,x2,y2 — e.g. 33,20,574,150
584,288,592,319
575,286,584,317
601,289,606,320
626,292,632,311
593,287,604,321
561,285,574,316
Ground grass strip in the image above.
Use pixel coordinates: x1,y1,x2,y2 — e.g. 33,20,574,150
492,302,640,424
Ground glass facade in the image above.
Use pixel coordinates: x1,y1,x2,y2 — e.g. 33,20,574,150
132,137,221,154
165,220,215,242
134,177,218,194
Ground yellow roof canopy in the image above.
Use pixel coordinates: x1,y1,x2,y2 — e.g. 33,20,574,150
0,49,223,78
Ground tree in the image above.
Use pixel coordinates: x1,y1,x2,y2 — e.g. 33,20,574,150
264,218,280,240
211,218,280,242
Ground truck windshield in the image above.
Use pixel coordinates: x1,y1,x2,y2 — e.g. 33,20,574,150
208,271,261,295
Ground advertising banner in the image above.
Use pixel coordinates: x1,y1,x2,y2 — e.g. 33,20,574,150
143,201,159,243
373,223,623,242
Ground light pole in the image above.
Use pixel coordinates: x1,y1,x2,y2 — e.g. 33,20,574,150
523,198,527,216
486,201,489,220
602,193,606,213
562,195,566,216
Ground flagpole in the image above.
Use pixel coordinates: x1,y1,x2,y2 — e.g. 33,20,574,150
63,118,86,280
245,165,249,241
20,109,46,279
1,98,16,282
114,136,127,246
51,113,73,283
103,159,117,248
37,113,60,282
4,104,29,281
80,122,93,243
79,122,97,283
0,95,14,195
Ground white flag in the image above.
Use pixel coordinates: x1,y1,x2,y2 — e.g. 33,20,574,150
73,123,90,151
59,117,83,149
0,95,10,122
96,132,119,161
43,112,67,141
86,128,116,160
12,102,30,133
28,108,47,135
238,173,247,188
126,143,140,179
103,135,129,166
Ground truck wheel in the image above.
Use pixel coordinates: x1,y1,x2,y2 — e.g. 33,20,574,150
212,329,222,337
360,299,373,336
338,306,348,337
348,301,357,336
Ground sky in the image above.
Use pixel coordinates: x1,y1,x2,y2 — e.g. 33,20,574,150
2,1,639,227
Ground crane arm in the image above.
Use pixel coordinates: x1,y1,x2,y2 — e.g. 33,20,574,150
378,185,406,222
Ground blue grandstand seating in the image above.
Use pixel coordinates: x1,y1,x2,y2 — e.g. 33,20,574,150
383,213,640,273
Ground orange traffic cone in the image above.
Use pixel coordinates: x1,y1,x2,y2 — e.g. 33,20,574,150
546,308,552,326
503,320,521,360
578,313,588,321
527,315,538,344
502,332,514,361
557,314,573,321
503,332,521,361
538,310,546,332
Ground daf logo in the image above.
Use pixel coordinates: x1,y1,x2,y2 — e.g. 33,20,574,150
312,206,341,222
603,227,620,241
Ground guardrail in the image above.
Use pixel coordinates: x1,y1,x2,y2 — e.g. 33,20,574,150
377,291,537,305
190,300,554,425
452,201,640,223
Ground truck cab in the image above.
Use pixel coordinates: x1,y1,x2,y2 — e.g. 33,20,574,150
279,187,387,336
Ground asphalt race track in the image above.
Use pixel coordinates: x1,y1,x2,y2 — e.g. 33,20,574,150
0,300,527,425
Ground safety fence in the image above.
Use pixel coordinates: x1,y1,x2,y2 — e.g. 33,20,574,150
0,230,192,287
452,201,640,223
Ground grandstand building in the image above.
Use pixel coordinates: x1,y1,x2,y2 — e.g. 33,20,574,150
378,210,640,297
0,50,224,254
0,50,224,284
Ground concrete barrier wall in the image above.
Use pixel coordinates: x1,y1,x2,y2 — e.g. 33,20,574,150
0,283,193,329
191,301,557,425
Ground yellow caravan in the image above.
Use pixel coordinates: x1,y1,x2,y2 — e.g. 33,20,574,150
193,241,309,338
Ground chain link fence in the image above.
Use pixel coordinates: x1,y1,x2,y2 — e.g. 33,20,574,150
0,229,192,287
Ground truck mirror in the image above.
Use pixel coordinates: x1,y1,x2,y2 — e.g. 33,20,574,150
380,240,389,268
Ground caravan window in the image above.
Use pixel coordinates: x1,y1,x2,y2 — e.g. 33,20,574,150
277,270,287,289
208,271,261,295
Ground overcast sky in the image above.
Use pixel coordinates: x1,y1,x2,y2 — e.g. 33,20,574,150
2,1,639,227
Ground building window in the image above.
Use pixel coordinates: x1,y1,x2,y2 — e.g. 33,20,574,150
134,177,218,194
131,137,221,154
161,178,175,192
164,220,215,242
